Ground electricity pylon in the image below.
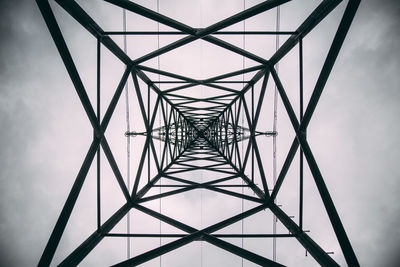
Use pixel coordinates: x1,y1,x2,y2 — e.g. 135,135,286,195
36,0,360,266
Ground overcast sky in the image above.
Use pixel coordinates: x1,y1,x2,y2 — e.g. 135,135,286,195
0,0,399,266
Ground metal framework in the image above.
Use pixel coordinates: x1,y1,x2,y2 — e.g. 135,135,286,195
36,0,361,266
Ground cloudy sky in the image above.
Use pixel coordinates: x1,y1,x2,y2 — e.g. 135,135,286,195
0,0,399,266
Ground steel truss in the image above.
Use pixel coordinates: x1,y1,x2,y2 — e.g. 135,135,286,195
36,0,360,266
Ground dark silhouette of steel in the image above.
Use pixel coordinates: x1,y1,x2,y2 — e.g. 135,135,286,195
36,0,361,266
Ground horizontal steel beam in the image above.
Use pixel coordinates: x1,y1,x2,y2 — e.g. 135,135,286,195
106,233,294,238
103,30,297,35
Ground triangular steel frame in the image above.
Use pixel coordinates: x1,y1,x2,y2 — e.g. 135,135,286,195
36,0,361,266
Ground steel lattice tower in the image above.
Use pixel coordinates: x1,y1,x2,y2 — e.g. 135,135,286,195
36,0,360,266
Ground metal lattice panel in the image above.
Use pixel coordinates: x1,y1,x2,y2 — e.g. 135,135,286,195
36,0,360,266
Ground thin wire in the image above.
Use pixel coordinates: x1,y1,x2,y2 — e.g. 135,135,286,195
234,102,237,166
272,5,280,263
123,8,131,260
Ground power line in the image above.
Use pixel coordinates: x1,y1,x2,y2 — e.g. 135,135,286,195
272,5,280,263
122,8,132,260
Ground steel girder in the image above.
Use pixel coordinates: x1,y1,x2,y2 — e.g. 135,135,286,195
36,0,360,266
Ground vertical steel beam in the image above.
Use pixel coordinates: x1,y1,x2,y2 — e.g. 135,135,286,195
96,37,101,231
299,38,304,230
147,84,151,183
